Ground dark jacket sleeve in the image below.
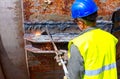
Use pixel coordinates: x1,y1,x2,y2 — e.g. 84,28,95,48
67,44,84,79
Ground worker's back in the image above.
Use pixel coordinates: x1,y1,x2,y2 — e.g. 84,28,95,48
69,28,118,79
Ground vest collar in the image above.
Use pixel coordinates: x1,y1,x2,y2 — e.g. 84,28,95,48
79,27,98,35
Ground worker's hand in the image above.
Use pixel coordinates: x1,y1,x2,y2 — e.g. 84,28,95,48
54,50,68,66
58,50,68,61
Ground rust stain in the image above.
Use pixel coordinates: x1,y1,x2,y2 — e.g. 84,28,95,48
13,1,25,48
28,53,64,79
23,0,120,21
95,0,120,20
23,0,74,21
23,0,34,21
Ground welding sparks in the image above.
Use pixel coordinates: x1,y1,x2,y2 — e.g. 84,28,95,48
31,29,42,37
33,30,45,37
35,31,41,36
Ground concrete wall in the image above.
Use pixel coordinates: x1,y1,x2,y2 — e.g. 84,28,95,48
0,0,29,79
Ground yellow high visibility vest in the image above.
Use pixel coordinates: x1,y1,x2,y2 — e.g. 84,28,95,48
68,28,118,79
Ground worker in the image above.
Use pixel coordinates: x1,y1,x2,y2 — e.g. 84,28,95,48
111,8,120,33
67,0,118,79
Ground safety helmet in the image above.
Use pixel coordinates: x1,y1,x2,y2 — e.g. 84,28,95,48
71,0,98,19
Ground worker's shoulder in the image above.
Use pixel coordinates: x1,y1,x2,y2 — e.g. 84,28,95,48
74,28,116,41
93,29,118,42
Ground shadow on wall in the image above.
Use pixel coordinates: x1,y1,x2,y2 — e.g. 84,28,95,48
0,59,5,79
0,35,28,79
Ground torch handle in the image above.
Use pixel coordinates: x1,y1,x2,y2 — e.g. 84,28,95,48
45,26,69,79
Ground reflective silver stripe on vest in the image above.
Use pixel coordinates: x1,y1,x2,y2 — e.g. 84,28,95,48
85,63,116,76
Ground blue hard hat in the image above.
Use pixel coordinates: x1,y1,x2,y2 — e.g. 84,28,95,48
71,0,98,19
